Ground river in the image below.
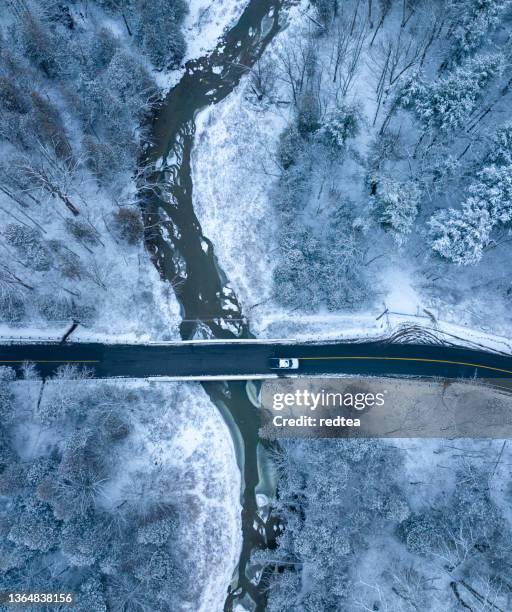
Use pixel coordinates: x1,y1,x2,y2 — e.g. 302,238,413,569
140,1,290,610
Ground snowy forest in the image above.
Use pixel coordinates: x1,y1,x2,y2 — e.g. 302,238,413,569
258,437,512,611
2,0,512,610
2,0,512,340
193,0,512,340
0,2,244,611
0,367,241,612
0,0,186,340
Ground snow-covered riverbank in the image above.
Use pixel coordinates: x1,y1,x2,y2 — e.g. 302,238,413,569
3,376,241,611
191,0,512,344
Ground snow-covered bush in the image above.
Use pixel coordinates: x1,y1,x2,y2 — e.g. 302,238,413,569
111,207,144,245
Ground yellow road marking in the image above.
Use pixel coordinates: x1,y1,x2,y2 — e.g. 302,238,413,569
300,356,512,376
0,360,99,364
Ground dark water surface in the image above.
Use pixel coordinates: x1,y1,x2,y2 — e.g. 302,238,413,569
140,1,289,609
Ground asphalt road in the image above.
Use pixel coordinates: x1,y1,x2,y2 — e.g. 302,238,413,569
1,341,512,380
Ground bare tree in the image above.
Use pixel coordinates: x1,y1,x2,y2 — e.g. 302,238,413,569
369,30,423,125
275,34,318,107
326,5,369,100
369,0,392,46
249,56,277,101
15,141,82,216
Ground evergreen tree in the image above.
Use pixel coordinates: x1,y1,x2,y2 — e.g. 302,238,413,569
372,177,421,242
449,0,511,56
400,54,503,134
428,197,493,264
428,124,512,263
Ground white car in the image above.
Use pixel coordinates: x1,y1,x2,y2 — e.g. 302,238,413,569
269,358,299,370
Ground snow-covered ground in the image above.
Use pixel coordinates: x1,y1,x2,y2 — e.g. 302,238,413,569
158,0,251,91
192,84,283,315
107,381,242,611
9,377,242,611
0,169,181,342
191,0,512,348
185,0,250,59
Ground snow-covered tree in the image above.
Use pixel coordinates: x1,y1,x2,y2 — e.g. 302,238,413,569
60,512,111,566
137,516,175,546
487,123,512,166
312,0,338,29
103,50,158,114
75,577,107,612
0,270,27,322
36,365,91,424
17,12,58,79
88,27,119,74
0,425,13,471
320,105,360,150
4,223,51,271
428,197,493,264
111,206,144,245
400,54,504,134
469,165,512,223
373,177,421,242
30,91,72,160
263,439,408,610
135,0,187,70
0,366,15,423
8,499,61,553
0,76,30,114
400,465,507,572
429,124,512,264
448,0,511,56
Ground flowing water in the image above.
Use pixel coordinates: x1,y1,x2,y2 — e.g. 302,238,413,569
140,2,291,609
